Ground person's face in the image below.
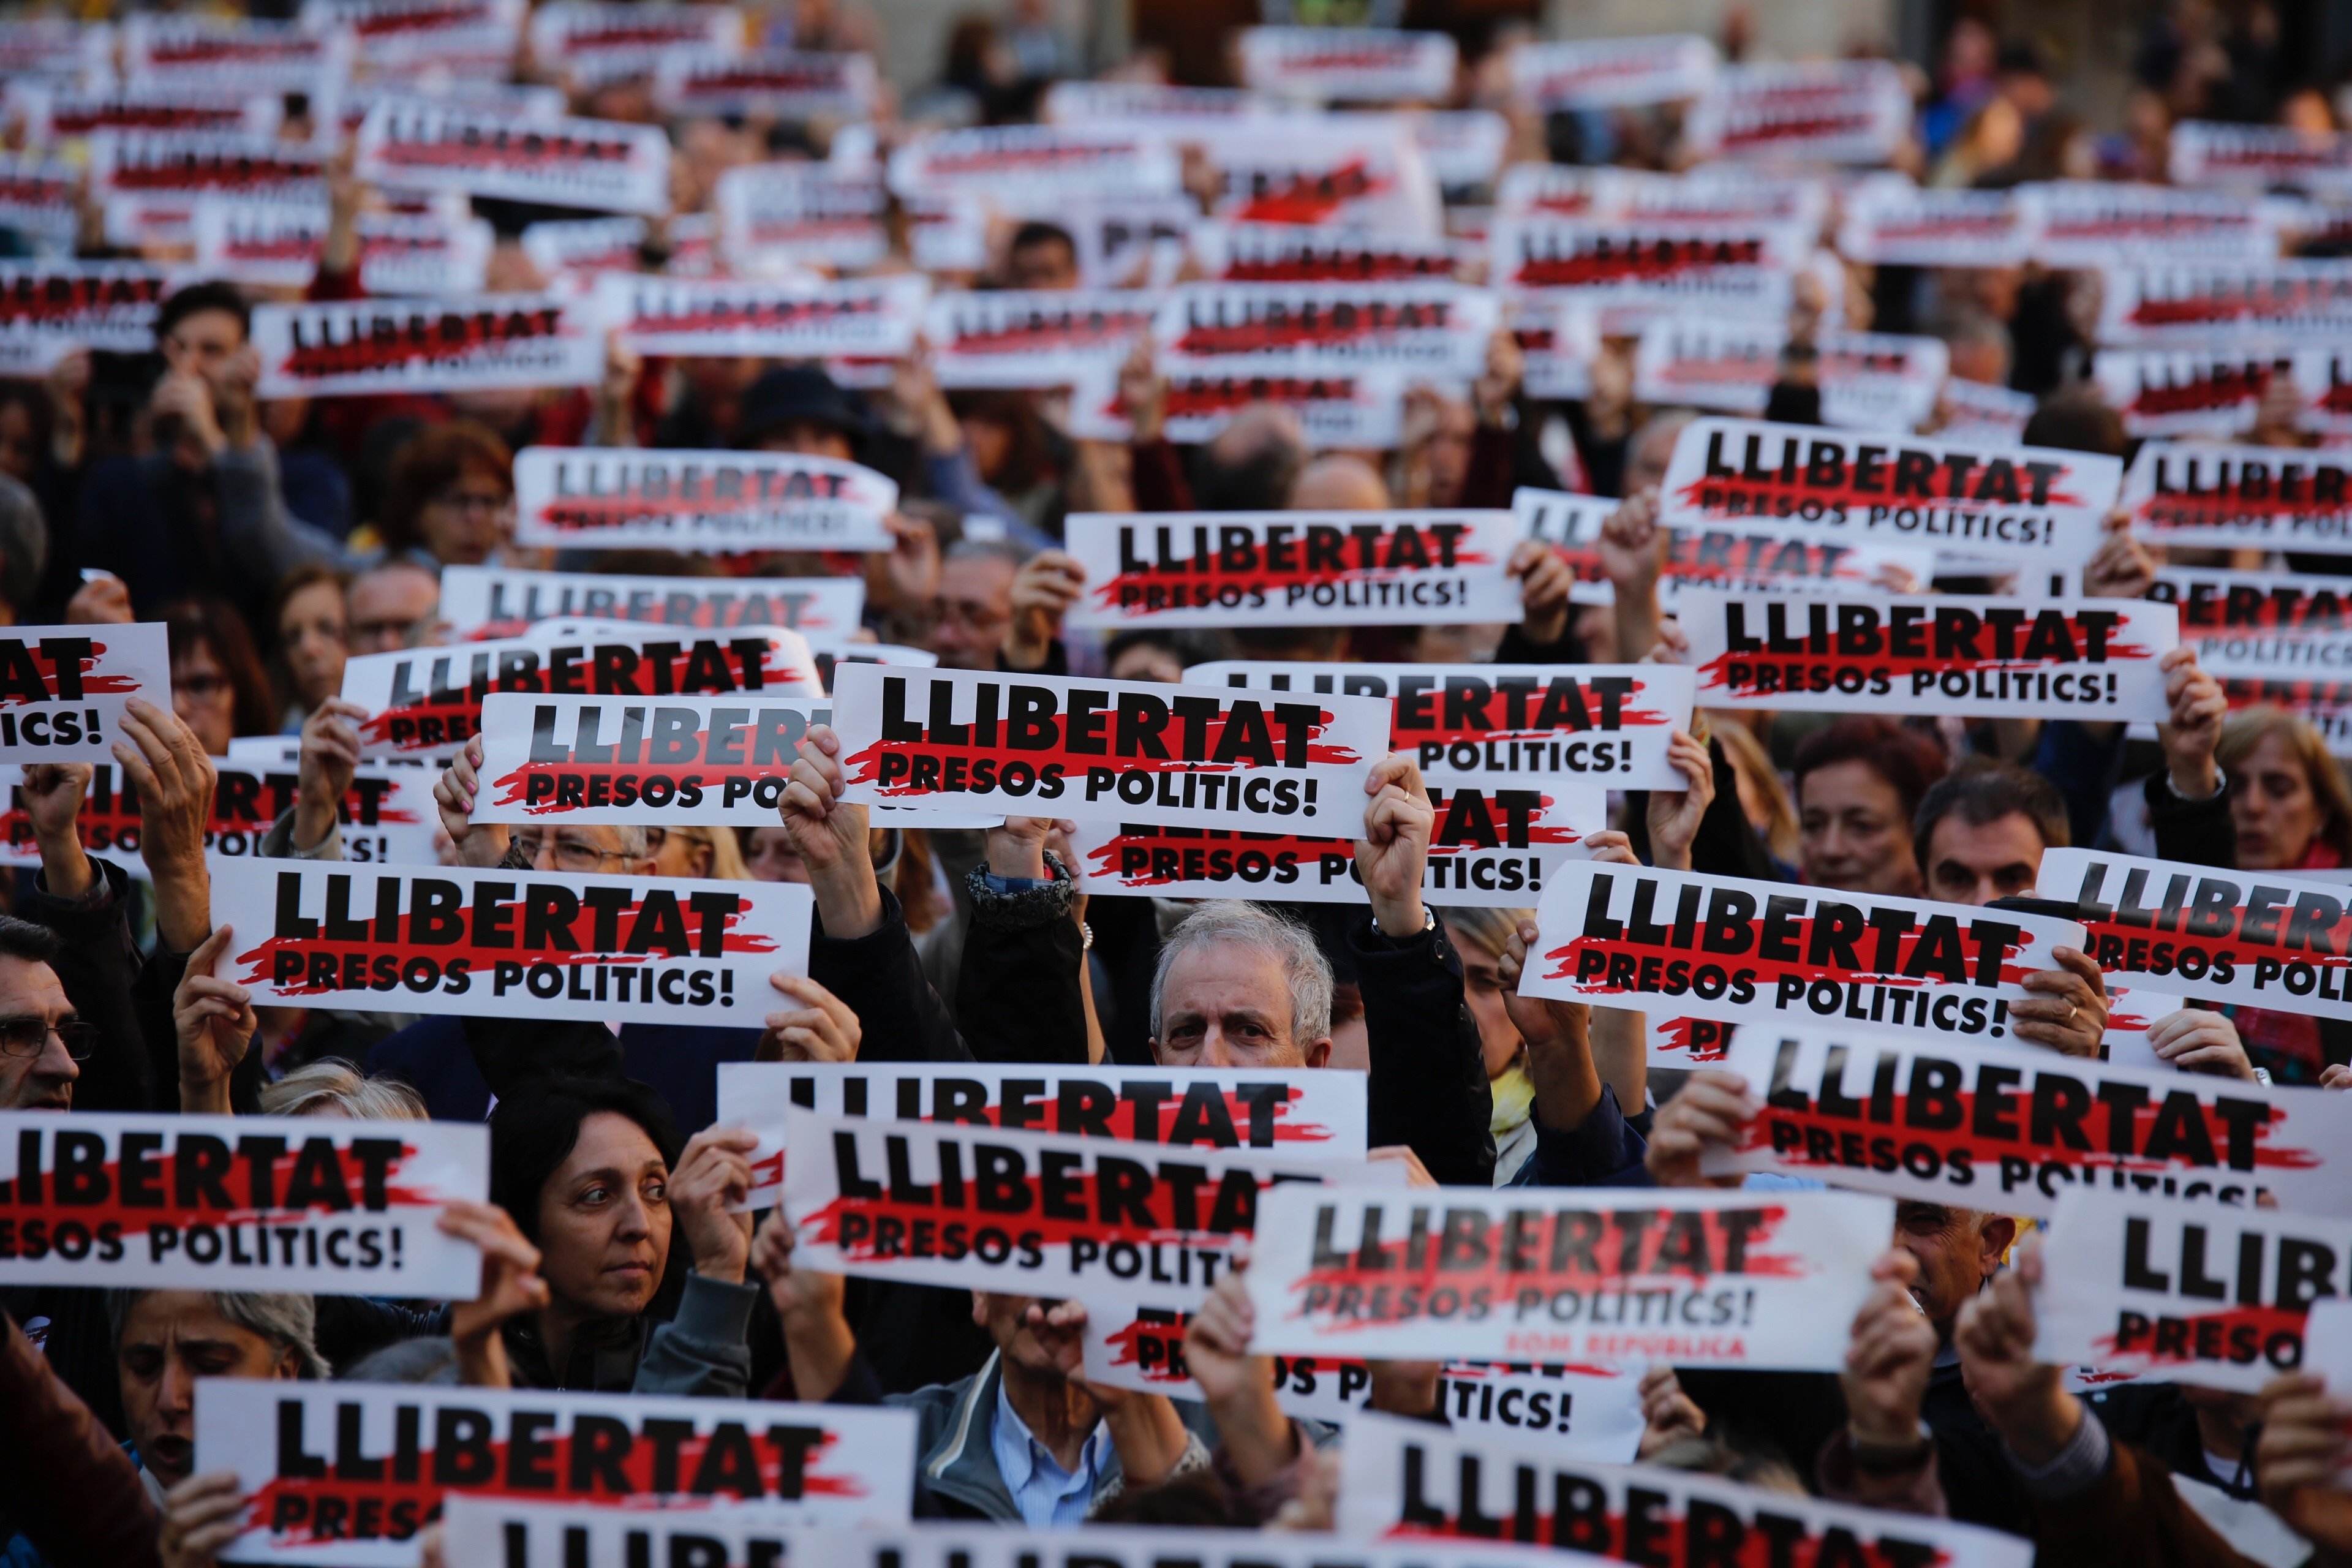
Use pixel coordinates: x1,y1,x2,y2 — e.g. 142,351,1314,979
2230,731,2329,870
118,1292,298,1489
970,1291,1068,1379
1007,238,1079,291
742,826,808,883
928,554,1016,671
1107,643,1185,684
535,1111,672,1321
0,401,34,483
160,306,245,379
0,956,79,1111
509,826,655,877
172,639,236,756
1893,1202,2012,1339
1800,761,1920,897
1152,940,1330,1070
1423,402,1476,505
650,828,714,880
345,568,440,655
755,420,855,462
963,417,1012,485
417,467,514,567
1924,812,2045,908
1627,421,1683,494
1446,923,1523,1080
277,579,348,711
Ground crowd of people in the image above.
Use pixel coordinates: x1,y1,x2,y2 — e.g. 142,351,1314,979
1,0,2351,1565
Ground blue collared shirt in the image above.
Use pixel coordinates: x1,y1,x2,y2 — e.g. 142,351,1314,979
990,1381,1110,1528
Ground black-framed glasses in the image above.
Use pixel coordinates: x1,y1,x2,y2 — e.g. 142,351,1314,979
0,1017,98,1061
511,832,631,872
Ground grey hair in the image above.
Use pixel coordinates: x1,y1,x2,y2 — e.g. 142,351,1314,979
258,1058,426,1121
610,824,650,859
108,1289,330,1381
0,475,48,618
945,536,1030,570
1148,903,1333,1046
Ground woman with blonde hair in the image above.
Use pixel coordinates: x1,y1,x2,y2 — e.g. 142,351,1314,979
649,824,751,881
2215,706,2352,1081
257,1059,426,1121
1713,720,1801,875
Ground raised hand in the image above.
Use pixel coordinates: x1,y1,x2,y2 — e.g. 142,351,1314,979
173,925,256,1115
432,735,509,868
668,1126,760,1283
758,973,861,1062
1355,753,1433,940
780,724,882,939
293,698,369,853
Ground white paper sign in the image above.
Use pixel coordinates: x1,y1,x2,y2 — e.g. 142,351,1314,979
511,447,896,552
782,1105,1389,1302
2101,262,2352,342
0,760,438,874
1071,778,1601,907
2035,1188,2352,1393
1686,61,1912,165
1488,220,1801,331
1183,660,1697,791
889,125,1180,202
440,565,864,641
0,622,170,764
472,692,829,825
198,1382,911,1566
2121,440,2352,554
1246,1185,1896,1370
595,273,928,359
251,295,599,398
1525,861,2087,1043
715,161,888,273
1239,27,1457,103
354,100,667,214
1153,282,1495,379
831,664,1389,835
1709,1030,2352,1218
2023,180,2278,268
0,1112,484,1295
655,48,876,121
1510,34,1718,110
1065,358,1406,450
1680,589,2179,719
1659,416,2120,570
2150,567,2352,669
0,262,165,373
211,859,812,1027
1839,180,2035,266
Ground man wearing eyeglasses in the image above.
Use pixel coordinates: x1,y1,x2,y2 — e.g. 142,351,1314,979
0,919,91,1114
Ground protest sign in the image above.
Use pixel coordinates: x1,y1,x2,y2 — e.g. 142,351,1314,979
123,15,349,88
1153,282,1494,379
1709,1030,2352,1218
1202,119,1441,234
1245,1185,1893,1370
1685,60,1913,165
0,622,169,764
2150,566,2352,667
0,18,105,78
1238,27,1457,102
1658,416,2119,570
1334,1412,2032,1567
1643,1014,1737,1068
2022,180,2278,268
2172,120,2352,194
0,261,166,374
782,1530,1618,1568
2100,262,2352,343
722,1060,1368,1211
1525,861,2086,1041
341,625,821,757
2290,345,2352,437
714,161,888,273
192,204,492,295
890,125,1181,202
1680,589,2178,719
1496,165,1827,228
88,130,325,203
0,159,77,247
2121,440,2352,555
511,447,895,552
1064,510,1525,630
251,295,600,399
353,102,668,215
1631,319,1948,431
1938,377,2040,445
440,565,864,641
2034,1188,2352,1393
1065,358,1406,450
1486,220,1801,331
472,692,832,824
518,215,651,281
1414,110,1507,197
2094,345,2299,437
924,288,1159,388
1509,34,1719,110
1183,661,1695,790
300,0,523,40
198,1382,911,1567
527,1,739,62
1070,779,1600,907
0,760,437,873
1041,80,1272,127
2201,662,2352,758
211,859,812,1026
595,273,928,359
13,83,277,140
2040,845,2352,1021
829,664,1387,834
0,1111,484,1296
1081,1297,1645,1454
1193,222,1463,282
655,48,876,121
782,1104,1389,1301
1513,487,1931,609
1838,179,2035,266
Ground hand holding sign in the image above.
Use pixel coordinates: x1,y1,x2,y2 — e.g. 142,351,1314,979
433,735,507,868
1646,729,1716,872
438,1199,548,1390
2144,1007,2256,1079
2256,1363,2352,1550
117,697,216,950
1184,1253,1298,1487
1643,1068,1757,1189
1841,1249,1936,1453
748,1215,853,1400
292,698,368,854
1005,549,1085,672
173,926,256,1117
670,1126,758,1284
760,973,862,1063
19,761,92,896
159,1470,246,1568
2010,947,2109,1057
2158,645,2227,801
781,723,883,941
1953,1235,2078,1463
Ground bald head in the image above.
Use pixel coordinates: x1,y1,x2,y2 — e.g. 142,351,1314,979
1287,454,1390,511
1198,406,1308,511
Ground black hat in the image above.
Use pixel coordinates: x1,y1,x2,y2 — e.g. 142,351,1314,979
736,364,865,448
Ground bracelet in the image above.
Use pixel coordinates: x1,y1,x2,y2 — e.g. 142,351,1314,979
1368,907,1436,937
1079,921,1094,952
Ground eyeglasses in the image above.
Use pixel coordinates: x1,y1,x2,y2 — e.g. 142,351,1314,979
512,832,632,871
0,1017,99,1061
923,597,1010,633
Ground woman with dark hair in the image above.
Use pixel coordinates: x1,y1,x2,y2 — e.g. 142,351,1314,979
267,562,347,729
1790,717,1951,899
157,595,276,755
470,1074,762,1395
376,421,516,570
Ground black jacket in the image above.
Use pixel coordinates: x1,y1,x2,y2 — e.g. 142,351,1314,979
1352,918,1494,1186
